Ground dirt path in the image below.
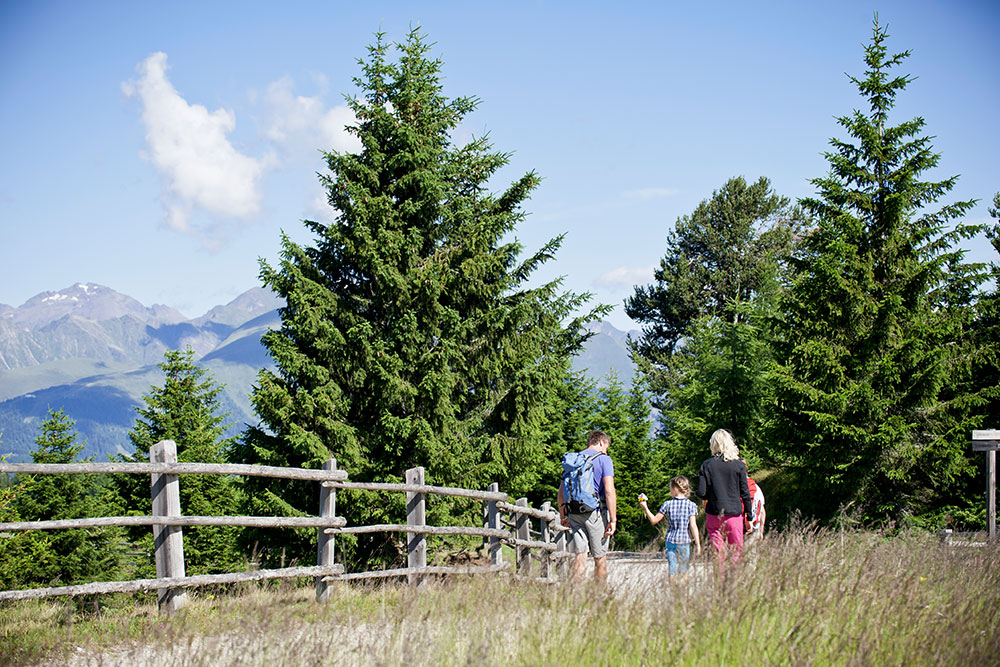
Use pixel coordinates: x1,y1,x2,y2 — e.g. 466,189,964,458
603,553,715,598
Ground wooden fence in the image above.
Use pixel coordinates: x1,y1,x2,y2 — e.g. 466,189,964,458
0,440,572,612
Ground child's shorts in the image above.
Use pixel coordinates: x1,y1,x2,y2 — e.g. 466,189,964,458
664,541,691,575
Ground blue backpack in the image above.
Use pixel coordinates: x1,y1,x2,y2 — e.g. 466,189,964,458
561,450,603,513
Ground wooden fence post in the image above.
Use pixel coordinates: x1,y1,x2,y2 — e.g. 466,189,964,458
555,531,569,578
316,457,337,602
487,482,502,567
515,497,530,577
150,439,186,614
406,467,426,585
539,501,552,579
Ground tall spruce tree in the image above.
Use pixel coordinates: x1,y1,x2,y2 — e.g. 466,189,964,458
766,18,988,524
0,449,55,590
235,30,603,567
11,410,122,586
114,348,242,575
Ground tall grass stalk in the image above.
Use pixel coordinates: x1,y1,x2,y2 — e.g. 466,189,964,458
1,526,996,665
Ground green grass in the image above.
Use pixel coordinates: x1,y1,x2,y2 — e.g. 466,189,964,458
1,526,997,665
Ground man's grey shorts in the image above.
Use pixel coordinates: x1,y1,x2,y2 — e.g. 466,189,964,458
567,509,609,558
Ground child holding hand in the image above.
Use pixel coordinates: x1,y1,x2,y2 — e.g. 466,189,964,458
639,476,701,577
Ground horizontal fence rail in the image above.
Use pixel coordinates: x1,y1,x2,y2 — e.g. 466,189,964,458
496,500,558,520
334,563,509,582
323,480,507,501
506,537,559,552
0,461,348,482
0,515,348,531
325,524,508,538
0,565,345,603
0,441,574,612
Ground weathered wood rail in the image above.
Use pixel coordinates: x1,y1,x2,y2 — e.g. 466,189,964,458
0,440,571,612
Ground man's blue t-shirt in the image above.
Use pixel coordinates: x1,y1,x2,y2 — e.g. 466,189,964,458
586,450,614,506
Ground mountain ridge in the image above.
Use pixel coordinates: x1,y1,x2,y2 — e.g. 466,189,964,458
0,285,282,376
0,283,635,463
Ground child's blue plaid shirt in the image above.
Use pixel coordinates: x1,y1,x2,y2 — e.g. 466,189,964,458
658,496,698,545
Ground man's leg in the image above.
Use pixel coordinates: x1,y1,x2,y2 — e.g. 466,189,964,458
573,552,589,581
568,513,590,581
589,510,610,581
594,555,608,580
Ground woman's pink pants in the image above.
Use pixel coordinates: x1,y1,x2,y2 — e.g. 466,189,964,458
705,513,744,564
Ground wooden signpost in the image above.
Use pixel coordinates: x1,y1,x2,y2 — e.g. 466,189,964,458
972,429,999,541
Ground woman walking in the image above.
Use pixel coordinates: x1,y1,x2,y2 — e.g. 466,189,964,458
696,429,753,567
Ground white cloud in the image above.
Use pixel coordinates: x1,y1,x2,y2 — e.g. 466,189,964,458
622,187,680,200
309,187,331,219
319,105,362,154
260,76,361,156
593,265,656,289
307,180,339,221
123,52,270,239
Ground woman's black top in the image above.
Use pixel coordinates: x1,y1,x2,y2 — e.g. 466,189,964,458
696,456,753,519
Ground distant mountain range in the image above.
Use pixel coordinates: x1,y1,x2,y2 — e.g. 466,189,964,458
0,283,635,463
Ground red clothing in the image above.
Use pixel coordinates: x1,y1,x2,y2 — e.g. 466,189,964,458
744,477,758,531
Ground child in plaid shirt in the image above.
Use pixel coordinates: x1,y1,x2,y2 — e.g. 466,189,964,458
639,476,701,577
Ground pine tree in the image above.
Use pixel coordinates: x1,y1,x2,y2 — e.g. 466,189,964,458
625,175,800,359
0,451,55,590
234,29,604,567
766,18,988,523
10,410,122,586
115,348,242,575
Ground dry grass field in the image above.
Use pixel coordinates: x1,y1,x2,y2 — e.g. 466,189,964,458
2,526,998,666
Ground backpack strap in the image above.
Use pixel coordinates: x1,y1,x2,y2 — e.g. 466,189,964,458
585,450,608,506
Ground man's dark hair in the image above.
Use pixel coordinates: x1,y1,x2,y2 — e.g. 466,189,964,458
587,430,610,448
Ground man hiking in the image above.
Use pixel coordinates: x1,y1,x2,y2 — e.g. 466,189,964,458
558,430,618,582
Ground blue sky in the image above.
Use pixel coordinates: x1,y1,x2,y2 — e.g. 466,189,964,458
1,1,997,330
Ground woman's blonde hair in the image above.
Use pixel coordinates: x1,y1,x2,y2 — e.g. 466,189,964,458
709,429,739,461
670,475,691,497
